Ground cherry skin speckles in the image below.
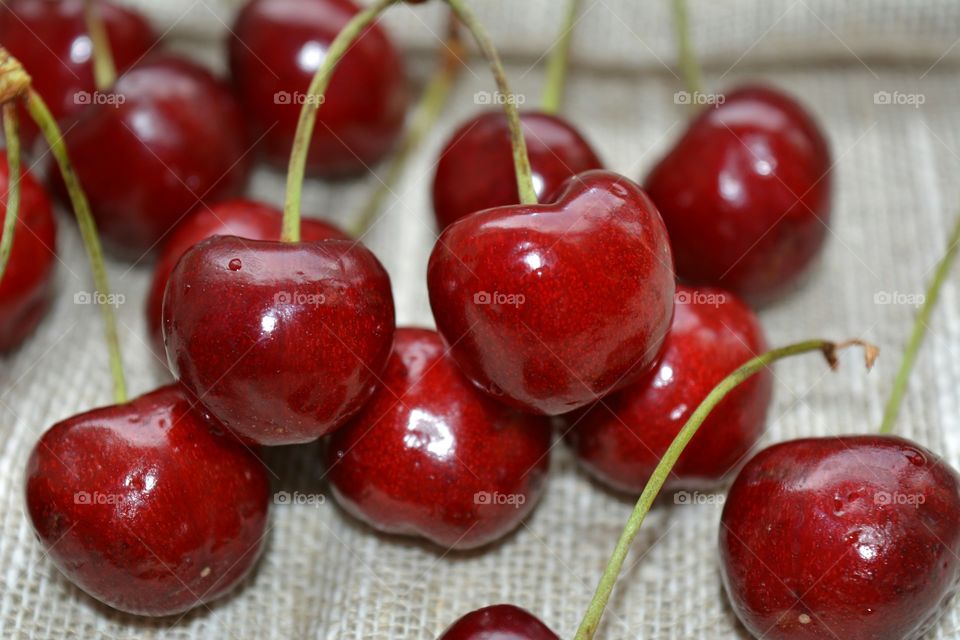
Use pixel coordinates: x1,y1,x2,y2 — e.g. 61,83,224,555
564,284,772,493
720,435,960,640
326,328,552,550
432,110,603,230
163,236,395,445
644,85,831,305
24,384,270,617
438,604,560,639
427,169,675,416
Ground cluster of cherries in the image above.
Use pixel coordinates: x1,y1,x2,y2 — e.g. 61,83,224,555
1,1,958,639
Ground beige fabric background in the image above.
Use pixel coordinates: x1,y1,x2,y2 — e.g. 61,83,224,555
3,0,960,638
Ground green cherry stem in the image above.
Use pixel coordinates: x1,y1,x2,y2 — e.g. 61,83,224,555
0,103,21,284
445,0,537,205
671,0,703,98
574,337,879,640
282,0,400,243
879,208,960,434
83,0,117,90
540,0,582,115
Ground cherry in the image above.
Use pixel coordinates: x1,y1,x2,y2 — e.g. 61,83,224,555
51,55,251,260
720,435,960,640
326,328,552,549
0,0,155,145
644,85,831,305
228,0,408,177
145,199,347,356
0,154,56,352
564,284,772,492
163,235,395,445
427,169,675,415
439,604,559,639
24,383,270,617
432,110,603,229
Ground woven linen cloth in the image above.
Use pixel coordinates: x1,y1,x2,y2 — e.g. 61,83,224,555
3,0,960,638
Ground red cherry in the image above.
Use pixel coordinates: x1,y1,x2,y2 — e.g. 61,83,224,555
51,55,251,260
163,235,395,445
432,110,603,229
720,435,960,640
439,604,559,639
564,284,772,492
145,199,348,356
645,85,831,305
427,169,675,415
326,328,551,549
0,155,57,352
0,0,155,145
24,384,269,617
228,0,408,177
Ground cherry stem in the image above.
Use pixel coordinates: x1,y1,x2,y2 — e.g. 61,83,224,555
445,0,537,205
573,337,878,640
540,0,582,115
281,0,400,243
0,103,21,284
671,0,703,97
349,13,464,238
83,0,117,90
879,209,960,434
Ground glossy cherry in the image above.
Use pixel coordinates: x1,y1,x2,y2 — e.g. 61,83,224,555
644,85,831,305
326,328,552,549
25,384,270,617
720,435,960,640
52,55,251,260
0,0,155,145
428,169,675,415
163,235,395,445
0,155,57,352
439,604,559,639
145,199,347,356
564,284,772,493
432,110,603,229
228,0,408,177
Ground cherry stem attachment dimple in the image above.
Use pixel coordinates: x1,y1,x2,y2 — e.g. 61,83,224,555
445,0,537,205
573,337,878,640
540,0,582,115
281,0,400,243
879,208,960,435
0,103,21,284
671,0,703,98
83,0,117,90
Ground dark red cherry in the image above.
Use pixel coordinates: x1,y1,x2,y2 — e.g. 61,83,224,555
0,155,57,352
326,328,552,549
145,199,348,356
24,384,270,617
644,85,831,305
720,435,960,640
439,604,559,639
51,55,251,260
564,284,772,492
228,0,408,177
432,110,603,229
0,0,155,145
427,169,675,415
163,235,395,445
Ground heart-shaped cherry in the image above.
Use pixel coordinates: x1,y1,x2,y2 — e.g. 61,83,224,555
163,235,395,445
428,169,675,415
432,110,603,229
25,383,270,617
51,55,251,260
720,435,960,640
326,328,552,549
564,284,772,492
228,0,408,177
439,604,559,639
0,154,57,352
644,85,831,305
145,199,347,356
